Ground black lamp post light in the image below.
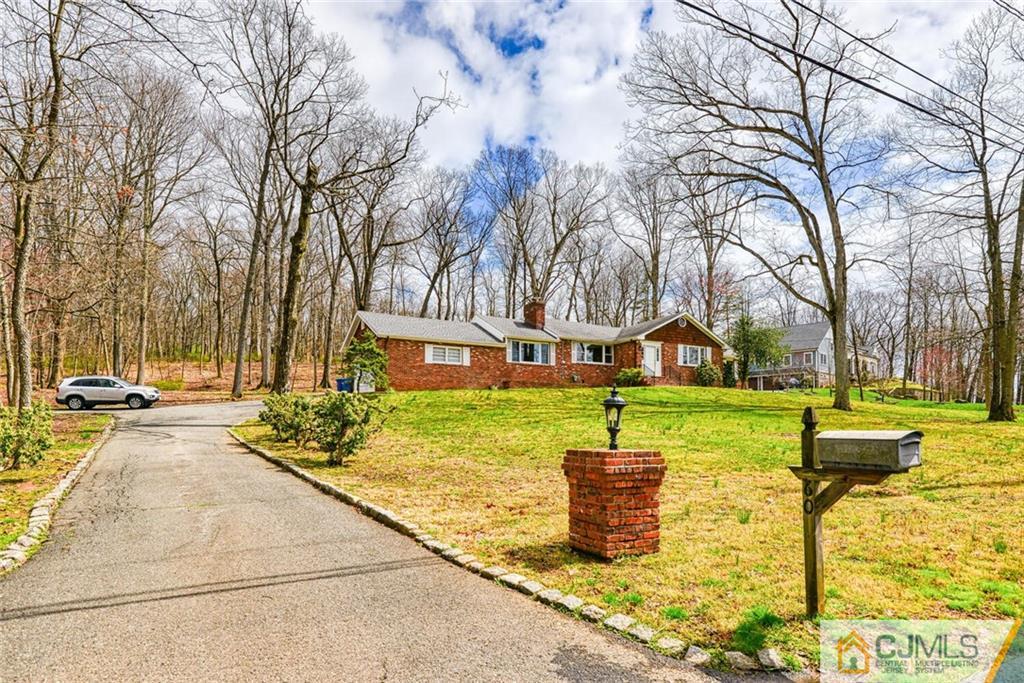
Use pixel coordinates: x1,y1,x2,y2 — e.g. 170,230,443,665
603,385,627,450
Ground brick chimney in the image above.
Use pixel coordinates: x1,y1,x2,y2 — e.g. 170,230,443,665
524,299,546,329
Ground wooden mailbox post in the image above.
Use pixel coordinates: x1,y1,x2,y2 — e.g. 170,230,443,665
789,407,923,618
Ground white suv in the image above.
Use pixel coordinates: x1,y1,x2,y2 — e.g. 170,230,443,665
56,376,161,410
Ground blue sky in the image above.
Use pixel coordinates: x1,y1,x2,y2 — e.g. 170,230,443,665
308,1,986,169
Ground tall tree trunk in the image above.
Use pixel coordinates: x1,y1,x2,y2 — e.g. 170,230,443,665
271,163,317,393
214,254,225,378
259,209,273,388
110,199,129,379
11,192,35,409
704,242,715,329
135,171,155,385
230,137,274,398
46,304,66,388
319,262,341,389
831,287,852,411
990,183,1024,420
0,274,17,405
851,327,864,402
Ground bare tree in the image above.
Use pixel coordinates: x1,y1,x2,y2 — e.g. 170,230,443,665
410,169,489,319
208,0,316,398
899,9,1024,420
0,0,75,408
473,145,539,317
678,160,744,329
624,0,892,410
130,71,204,384
612,165,680,319
269,35,452,391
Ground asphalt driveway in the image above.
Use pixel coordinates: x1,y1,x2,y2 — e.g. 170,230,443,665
0,402,772,681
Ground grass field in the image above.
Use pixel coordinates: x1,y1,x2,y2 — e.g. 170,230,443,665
0,413,111,548
236,386,1024,667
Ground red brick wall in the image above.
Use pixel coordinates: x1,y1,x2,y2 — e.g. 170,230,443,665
353,318,723,391
641,320,724,386
562,449,667,558
378,337,627,391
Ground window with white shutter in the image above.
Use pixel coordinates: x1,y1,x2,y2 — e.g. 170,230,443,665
425,344,466,365
677,344,711,367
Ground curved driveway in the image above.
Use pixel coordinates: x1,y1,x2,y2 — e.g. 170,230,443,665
0,402,763,682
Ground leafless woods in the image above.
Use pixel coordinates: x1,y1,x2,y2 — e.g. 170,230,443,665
0,0,1020,418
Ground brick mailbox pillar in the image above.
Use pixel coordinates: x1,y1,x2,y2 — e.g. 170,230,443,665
562,449,667,559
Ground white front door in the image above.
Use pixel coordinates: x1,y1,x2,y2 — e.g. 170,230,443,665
642,343,661,377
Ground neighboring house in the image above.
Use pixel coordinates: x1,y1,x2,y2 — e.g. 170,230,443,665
748,321,880,390
341,301,726,391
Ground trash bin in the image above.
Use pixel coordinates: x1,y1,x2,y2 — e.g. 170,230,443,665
335,377,354,393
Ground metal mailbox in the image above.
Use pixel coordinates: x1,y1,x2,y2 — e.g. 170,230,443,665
816,430,923,472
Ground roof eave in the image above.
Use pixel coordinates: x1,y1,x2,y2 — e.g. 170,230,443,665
615,313,727,347
382,334,506,348
682,314,727,347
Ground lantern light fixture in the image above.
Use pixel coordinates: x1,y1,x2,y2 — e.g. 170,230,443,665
603,385,627,450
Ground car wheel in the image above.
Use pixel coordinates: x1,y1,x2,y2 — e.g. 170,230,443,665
67,396,84,411
127,395,144,410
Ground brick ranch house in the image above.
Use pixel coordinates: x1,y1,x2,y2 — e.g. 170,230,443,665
341,301,726,391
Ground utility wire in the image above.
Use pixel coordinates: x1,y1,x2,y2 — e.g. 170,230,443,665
993,0,1024,24
672,0,1024,155
740,1,1024,153
789,0,1024,144
775,0,1024,149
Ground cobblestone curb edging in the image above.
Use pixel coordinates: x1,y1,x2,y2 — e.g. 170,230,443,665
0,419,116,575
228,428,806,678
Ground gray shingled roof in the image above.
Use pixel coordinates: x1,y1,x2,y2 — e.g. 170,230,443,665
780,321,832,351
543,318,621,343
617,313,684,341
476,315,559,342
356,311,504,346
354,310,726,348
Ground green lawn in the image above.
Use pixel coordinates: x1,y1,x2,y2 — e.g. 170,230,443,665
236,386,1024,667
0,413,111,548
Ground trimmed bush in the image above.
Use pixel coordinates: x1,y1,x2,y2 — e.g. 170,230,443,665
310,391,386,466
614,367,646,387
0,403,55,471
259,393,315,445
343,332,389,392
259,391,388,466
722,360,737,388
695,360,722,387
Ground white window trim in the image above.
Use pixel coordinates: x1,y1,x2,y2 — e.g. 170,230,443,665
677,344,711,368
425,344,470,366
573,342,614,365
507,339,555,366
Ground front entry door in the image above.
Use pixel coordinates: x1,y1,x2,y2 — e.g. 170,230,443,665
642,343,661,377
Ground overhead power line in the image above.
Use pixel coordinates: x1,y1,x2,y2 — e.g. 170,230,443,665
993,0,1024,24
737,0,1024,153
671,0,1024,155
787,0,1024,149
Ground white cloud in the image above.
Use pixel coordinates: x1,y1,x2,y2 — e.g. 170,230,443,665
307,0,988,170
